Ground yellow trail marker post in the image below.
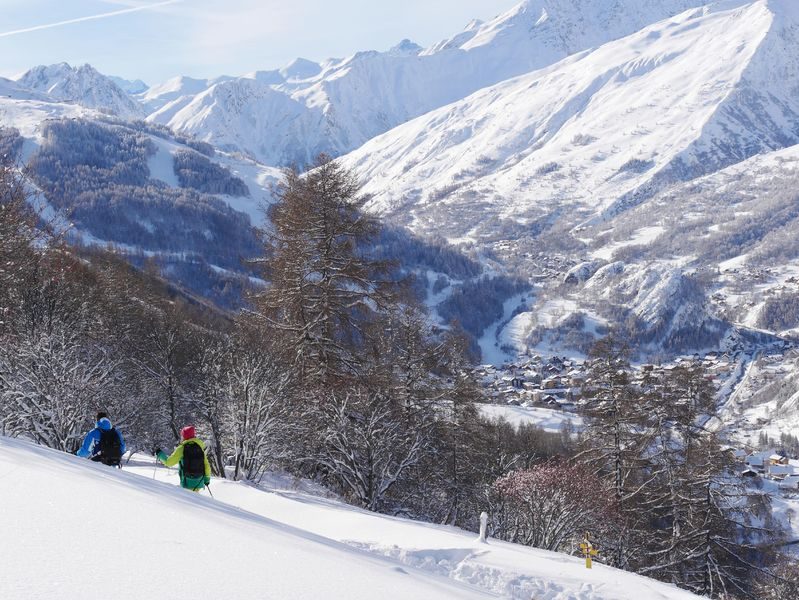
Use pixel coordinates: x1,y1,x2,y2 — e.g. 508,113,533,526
579,537,599,569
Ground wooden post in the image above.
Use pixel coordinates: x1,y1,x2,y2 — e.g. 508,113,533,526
478,512,488,543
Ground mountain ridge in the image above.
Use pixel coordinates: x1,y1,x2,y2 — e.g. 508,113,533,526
15,63,145,120
142,0,711,165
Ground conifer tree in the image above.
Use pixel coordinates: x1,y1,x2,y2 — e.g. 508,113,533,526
255,155,392,386
577,335,650,568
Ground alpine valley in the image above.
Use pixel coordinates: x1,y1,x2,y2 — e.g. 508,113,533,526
4,2,799,598
3,0,799,464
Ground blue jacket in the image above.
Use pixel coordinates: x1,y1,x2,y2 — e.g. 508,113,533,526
77,418,126,458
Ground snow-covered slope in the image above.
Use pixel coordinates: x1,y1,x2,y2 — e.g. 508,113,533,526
0,436,704,600
137,74,234,113
149,77,326,166
147,0,709,165
0,77,89,143
0,87,280,305
16,63,145,120
449,145,799,362
0,436,491,600
580,142,799,331
342,0,799,237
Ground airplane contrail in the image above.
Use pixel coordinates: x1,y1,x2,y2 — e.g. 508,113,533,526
0,0,182,39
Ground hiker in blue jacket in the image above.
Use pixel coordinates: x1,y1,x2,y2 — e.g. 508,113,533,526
76,412,126,467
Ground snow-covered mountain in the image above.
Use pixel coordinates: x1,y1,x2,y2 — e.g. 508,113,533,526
0,81,280,305
146,0,710,165
147,77,326,166
15,63,145,120
343,0,799,234
0,435,706,600
332,0,799,358
6,0,799,360
108,75,149,95
137,74,235,113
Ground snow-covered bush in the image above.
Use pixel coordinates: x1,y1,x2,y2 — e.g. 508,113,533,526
535,162,560,176
493,462,617,552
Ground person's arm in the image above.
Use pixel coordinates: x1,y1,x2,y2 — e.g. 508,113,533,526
76,430,98,458
158,444,183,467
117,431,126,456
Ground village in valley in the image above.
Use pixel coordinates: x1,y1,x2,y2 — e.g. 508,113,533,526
473,350,799,495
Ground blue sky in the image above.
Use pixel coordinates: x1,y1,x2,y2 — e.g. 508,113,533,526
0,0,520,84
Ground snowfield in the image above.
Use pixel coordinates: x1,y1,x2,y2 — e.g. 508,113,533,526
478,404,584,433
0,437,489,600
0,436,704,600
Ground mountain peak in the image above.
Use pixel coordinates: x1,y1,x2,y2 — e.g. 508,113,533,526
461,0,710,52
279,58,322,81
390,39,423,56
108,75,149,95
16,62,144,119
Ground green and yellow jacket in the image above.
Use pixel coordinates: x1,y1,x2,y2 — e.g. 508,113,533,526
157,437,212,491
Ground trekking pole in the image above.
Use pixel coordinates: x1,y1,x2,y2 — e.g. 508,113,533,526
205,483,214,498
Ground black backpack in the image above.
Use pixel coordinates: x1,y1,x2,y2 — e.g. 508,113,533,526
98,428,122,466
182,441,205,478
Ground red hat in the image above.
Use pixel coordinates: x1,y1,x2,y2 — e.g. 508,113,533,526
180,425,196,441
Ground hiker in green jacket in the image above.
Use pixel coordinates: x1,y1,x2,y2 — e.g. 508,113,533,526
156,425,211,492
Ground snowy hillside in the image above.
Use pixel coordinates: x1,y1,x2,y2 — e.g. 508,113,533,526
343,0,799,234
0,437,488,600
578,143,799,330
447,141,799,361
137,74,234,113
435,139,799,361
146,0,709,165
0,77,88,140
148,77,327,166
16,63,145,120
0,85,282,303
0,435,705,600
